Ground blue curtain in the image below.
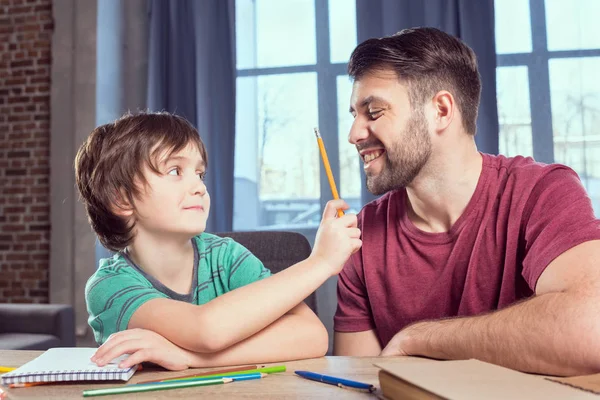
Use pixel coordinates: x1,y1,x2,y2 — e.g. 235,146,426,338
356,0,499,204
147,0,236,232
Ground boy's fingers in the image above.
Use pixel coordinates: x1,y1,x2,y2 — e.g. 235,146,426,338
336,213,358,227
322,200,349,219
93,333,130,361
118,349,148,369
96,339,138,366
350,228,361,238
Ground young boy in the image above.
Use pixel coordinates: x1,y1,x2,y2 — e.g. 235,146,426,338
76,112,362,370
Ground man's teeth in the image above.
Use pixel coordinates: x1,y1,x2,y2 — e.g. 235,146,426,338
364,151,383,163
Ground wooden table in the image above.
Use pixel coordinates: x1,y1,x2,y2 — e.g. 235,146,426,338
0,350,423,399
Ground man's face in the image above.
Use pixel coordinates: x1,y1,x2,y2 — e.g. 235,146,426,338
348,70,432,195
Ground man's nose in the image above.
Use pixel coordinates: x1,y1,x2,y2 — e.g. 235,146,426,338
348,117,369,145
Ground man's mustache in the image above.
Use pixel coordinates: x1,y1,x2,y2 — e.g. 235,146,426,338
356,140,385,153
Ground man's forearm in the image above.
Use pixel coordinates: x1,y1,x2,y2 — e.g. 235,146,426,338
402,292,600,376
182,312,328,367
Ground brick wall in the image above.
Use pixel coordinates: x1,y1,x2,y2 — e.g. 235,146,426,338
0,0,52,303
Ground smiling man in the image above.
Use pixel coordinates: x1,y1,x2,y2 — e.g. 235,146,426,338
333,27,600,376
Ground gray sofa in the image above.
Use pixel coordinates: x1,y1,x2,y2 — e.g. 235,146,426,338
0,303,76,350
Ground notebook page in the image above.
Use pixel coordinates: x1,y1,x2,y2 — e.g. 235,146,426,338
1,348,136,384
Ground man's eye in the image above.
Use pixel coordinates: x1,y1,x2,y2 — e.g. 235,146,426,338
368,110,383,120
167,168,180,176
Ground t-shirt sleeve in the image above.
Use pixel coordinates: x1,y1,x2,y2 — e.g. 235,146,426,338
334,251,375,333
522,166,600,290
226,239,272,291
85,267,168,345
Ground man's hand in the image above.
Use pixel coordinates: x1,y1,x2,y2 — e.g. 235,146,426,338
380,322,430,357
91,328,191,371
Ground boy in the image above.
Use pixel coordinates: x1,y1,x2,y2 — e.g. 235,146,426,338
76,112,361,370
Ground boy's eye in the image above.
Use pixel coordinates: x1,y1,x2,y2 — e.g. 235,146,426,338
197,171,206,180
167,167,180,176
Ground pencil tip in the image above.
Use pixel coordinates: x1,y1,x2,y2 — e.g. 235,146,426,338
313,127,321,138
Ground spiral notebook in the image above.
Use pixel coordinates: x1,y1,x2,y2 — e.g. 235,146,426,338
0,347,138,385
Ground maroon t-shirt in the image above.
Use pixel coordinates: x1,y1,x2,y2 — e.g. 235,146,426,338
334,153,600,347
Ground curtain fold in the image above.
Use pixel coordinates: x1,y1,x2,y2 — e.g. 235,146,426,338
147,0,236,232
356,0,499,204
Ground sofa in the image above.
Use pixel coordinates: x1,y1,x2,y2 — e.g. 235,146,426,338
0,303,76,350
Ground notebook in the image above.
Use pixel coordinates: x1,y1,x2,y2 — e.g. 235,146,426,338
1,347,138,385
376,359,597,400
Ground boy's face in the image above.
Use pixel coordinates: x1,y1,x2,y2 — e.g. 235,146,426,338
132,143,210,239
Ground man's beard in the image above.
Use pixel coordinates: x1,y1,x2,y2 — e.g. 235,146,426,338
365,111,432,195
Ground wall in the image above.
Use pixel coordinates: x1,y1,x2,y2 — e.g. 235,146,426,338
0,0,52,303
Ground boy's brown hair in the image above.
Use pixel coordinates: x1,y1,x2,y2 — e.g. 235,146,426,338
75,111,208,251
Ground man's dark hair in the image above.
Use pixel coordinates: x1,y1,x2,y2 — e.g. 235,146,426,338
75,111,207,251
348,27,481,135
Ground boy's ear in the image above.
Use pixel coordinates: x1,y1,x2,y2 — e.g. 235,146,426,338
112,191,134,217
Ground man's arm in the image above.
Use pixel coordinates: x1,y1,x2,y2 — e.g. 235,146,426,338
334,330,381,356
93,302,328,369
381,240,600,376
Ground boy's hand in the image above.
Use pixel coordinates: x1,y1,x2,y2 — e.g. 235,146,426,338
311,199,362,276
91,328,191,371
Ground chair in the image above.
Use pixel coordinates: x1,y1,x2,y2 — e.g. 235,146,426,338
215,231,317,314
0,303,76,350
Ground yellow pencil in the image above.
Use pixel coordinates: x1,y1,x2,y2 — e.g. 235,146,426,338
314,127,344,218
0,366,16,373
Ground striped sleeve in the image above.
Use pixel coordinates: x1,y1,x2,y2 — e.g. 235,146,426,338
84,262,168,345
225,239,272,291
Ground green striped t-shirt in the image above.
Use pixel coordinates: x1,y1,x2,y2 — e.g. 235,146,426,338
85,233,271,344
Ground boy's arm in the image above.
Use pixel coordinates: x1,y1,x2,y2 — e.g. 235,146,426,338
93,302,328,370
129,200,360,353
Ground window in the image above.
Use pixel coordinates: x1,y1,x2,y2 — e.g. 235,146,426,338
234,0,360,232
495,0,600,215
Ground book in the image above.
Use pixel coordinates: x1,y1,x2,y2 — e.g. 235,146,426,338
1,348,138,385
376,359,597,400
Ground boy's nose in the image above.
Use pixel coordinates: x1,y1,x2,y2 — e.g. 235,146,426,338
191,177,207,196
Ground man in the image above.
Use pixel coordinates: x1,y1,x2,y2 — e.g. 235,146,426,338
333,27,600,376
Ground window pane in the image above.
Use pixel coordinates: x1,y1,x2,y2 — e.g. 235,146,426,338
549,57,600,215
329,0,357,63
337,76,360,209
546,0,600,51
496,66,533,157
236,0,316,69
494,0,532,54
234,73,321,230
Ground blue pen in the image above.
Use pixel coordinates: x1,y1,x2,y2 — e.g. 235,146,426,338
295,370,376,392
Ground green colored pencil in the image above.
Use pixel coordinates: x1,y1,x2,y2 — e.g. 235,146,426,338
162,365,286,382
82,377,232,397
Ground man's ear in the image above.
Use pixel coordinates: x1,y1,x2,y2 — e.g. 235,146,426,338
430,90,455,133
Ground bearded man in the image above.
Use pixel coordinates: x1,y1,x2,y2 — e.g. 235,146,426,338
333,27,600,377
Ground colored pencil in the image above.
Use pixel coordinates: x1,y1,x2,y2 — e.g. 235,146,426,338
9,382,49,388
83,377,232,397
161,365,286,383
135,364,260,384
314,127,344,217
136,372,266,386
